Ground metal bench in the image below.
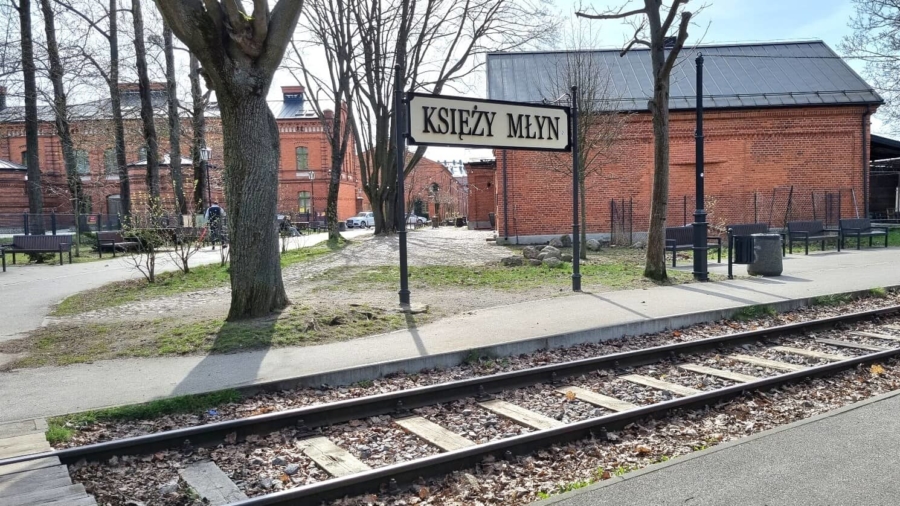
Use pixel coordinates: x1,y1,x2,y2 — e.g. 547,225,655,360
2,235,73,266
787,220,841,255
96,231,141,257
665,225,722,267
839,218,889,250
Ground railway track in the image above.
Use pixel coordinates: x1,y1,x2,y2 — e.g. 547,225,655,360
4,305,900,505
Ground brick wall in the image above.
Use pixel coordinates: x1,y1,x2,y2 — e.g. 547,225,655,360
405,156,464,220
463,160,496,229
495,105,872,241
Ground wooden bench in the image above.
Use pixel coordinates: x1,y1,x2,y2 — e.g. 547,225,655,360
96,231,140,257
839,218,889,250
787,220,840,255
665,225,722,267
1,235,72,266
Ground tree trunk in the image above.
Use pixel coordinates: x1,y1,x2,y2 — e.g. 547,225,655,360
39,0,81,252
109,0,130,220
164,24,188,216
189,54,207,213
219,92,289,320
132,0,160,202
19,0,43,233
644,77,671,281
326,157,342,241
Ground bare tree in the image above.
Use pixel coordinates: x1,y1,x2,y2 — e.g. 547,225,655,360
188,52,209,213
538,21,627,260
154,1,304,319
38,0,84,250
841,1,900,126
15,0,45,231
130,0,160,202
287,0,357,242
348,0,557,235
577,0,693,281
163,22,187,215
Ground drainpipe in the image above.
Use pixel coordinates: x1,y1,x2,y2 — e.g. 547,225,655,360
863,105,870,217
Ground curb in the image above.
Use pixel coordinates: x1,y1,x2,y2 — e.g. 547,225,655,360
536,387,900,504
227,285,896,398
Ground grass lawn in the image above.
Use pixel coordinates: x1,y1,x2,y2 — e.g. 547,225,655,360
319,247,699,293
52,239,346,316
1,302,413,369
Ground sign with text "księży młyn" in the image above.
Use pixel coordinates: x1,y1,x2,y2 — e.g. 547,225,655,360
406,94,571,152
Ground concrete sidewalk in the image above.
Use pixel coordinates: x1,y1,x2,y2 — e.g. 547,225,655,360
0,229,370,342
542,389,900,506
1,247,899,422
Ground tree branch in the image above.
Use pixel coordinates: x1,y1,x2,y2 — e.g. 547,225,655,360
576,6,646,20
259,0,305,75
661,11,691,78
660,0,689,35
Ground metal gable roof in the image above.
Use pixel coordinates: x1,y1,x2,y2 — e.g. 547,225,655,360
486,41,882,111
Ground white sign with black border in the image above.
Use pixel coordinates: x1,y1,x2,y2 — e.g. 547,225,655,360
406,93,571,152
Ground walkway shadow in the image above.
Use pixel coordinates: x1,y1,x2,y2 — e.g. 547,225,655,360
670,283,769,306
170,311,279,397
585,292,652,319
404,312,428,356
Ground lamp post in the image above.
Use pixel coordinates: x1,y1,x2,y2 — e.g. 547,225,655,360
200,146,212,210
693,54,709,281
309,170,316,222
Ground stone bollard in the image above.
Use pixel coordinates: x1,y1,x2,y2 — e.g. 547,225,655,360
747,233,783,276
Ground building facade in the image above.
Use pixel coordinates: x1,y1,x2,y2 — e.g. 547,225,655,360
486,41,886,243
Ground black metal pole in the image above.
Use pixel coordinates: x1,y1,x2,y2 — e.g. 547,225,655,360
395,65,410,305
693,53,708,281
571,86,581,291
203,159,212,209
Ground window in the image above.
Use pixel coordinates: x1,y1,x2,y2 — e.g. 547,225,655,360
20,150,27,165
296,146,308,171
138,146,148,161
75,150,90,175
104,149,116,176
298,191,310,214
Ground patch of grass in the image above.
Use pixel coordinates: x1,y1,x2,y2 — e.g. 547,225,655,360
732,304,777,322
46,389,242,443
537,479,593,500
2,304,414,368
52,241,345,316
613,463,641,476
870,287,889,298
811,293,856,307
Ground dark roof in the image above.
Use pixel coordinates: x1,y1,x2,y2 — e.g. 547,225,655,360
872,134,900,161
487,40,882,111
0,93,221,123
275,100,318,119
0,159,26,171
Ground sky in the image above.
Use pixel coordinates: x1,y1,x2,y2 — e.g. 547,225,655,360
273,0,872,165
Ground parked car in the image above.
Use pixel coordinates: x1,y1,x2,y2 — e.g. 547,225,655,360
347,211,375,228
406,213,427,226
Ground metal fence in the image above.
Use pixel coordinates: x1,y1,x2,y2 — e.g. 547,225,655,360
0,212,220,236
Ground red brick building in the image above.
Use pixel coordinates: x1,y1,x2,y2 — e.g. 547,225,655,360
463,159,496,229
403,155,466,220
486,41,894,243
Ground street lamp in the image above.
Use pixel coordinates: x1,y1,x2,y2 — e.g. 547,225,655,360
308,170,315,222
200,146,212,210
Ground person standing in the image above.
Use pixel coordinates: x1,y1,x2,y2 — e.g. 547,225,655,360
205,202,226,249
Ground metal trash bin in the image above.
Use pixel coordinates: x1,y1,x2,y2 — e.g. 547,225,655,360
733,235,754,264
747,233,783,276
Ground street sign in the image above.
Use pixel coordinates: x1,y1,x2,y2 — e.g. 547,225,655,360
406,93,571,152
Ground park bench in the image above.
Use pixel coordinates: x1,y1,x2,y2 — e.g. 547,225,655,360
665,225,722,267
96,231,140,257
839,218,889,250
1,235,72,266
787,220,841,255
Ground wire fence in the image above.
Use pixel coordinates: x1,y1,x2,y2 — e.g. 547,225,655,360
0,212,220,236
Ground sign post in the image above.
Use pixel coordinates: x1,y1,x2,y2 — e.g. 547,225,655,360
395,65,411,305
693,54,709,281
400,93,576,303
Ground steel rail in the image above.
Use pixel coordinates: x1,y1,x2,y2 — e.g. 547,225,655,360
230,344,900,505
0,304,897,470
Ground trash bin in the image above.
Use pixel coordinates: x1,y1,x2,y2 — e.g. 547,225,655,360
732,235,754,264
747,233,783,276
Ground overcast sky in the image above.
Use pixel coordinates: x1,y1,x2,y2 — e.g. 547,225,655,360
278,0,869,164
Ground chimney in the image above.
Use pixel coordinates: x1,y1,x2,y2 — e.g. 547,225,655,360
282,85,305,111
0,86,7,111
663,36,677,49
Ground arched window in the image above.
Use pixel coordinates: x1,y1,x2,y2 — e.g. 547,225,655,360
103,149,116,176
296,146,309,171
75,150,90,175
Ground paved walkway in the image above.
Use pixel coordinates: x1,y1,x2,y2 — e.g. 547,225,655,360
542,389,900,506
0,229,370,342
1,247,899,422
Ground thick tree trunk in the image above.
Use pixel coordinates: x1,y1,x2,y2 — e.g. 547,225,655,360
219,92,289,320
164,24,188,216
19,0,43,232
189,54,207,213
109,0,130,220
644,78,671,281
39,0,82,251
326,161,341,241
132,0,160,202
